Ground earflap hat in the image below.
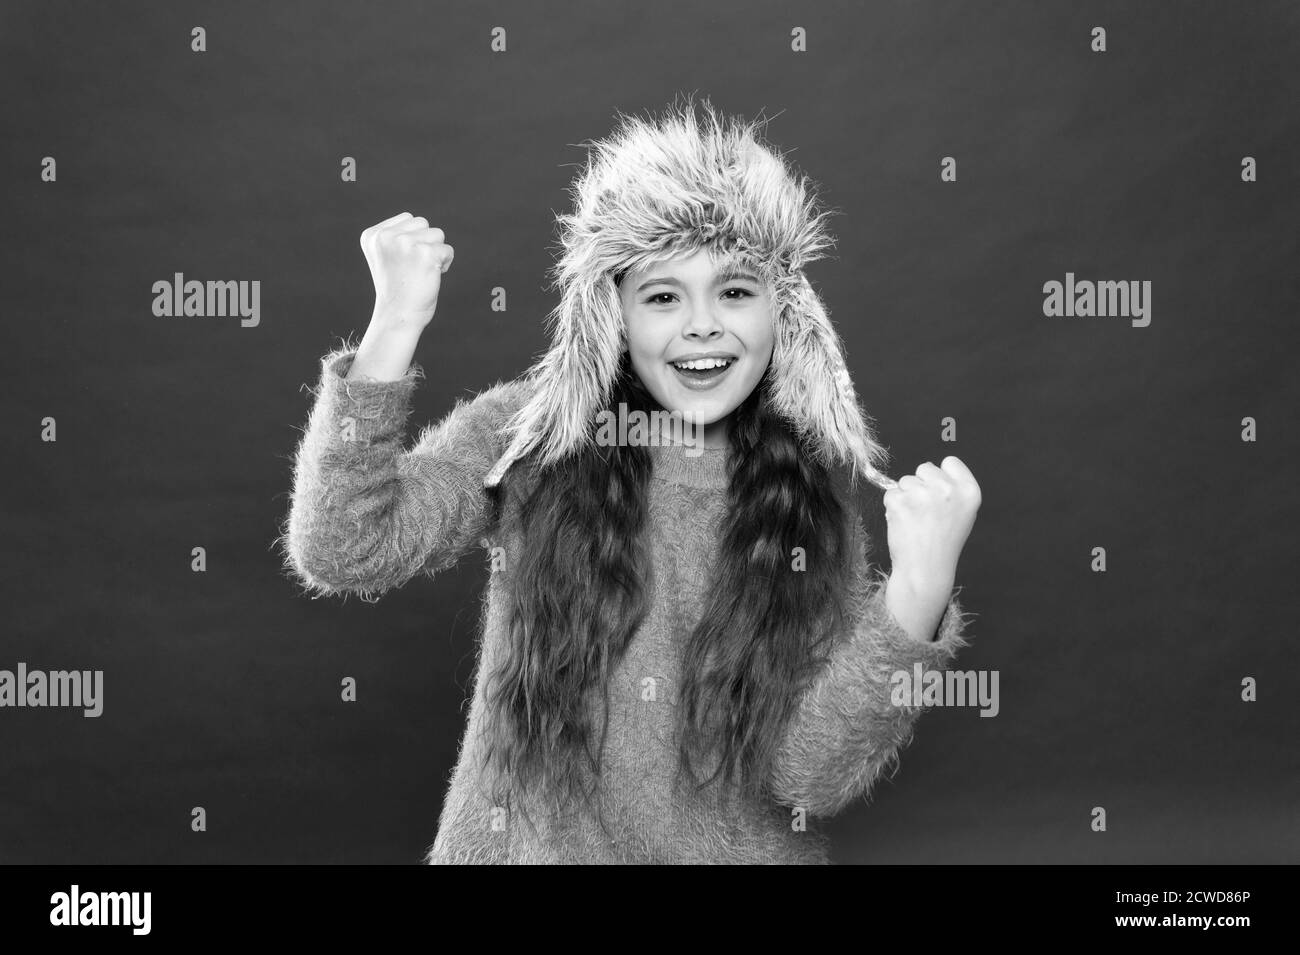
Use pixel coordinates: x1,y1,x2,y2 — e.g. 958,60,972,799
484,94,897,492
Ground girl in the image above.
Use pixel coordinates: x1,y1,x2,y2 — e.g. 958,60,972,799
280,96,981,864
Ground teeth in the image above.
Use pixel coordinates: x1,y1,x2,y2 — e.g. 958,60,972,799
672,357,733,370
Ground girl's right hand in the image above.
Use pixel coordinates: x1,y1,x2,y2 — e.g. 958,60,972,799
361,212,455,336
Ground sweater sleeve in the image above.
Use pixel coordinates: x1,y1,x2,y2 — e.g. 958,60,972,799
765,515,974,819
277,342,530,600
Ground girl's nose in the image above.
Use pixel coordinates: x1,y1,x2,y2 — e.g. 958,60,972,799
681,304,724,340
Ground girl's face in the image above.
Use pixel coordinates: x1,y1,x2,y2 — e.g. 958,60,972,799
618,248,775,448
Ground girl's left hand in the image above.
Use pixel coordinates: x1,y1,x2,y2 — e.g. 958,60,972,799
883,457,981,588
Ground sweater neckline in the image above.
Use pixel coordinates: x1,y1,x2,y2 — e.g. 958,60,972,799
647,442,730,489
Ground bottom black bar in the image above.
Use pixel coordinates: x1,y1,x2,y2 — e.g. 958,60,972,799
0,864,1286,941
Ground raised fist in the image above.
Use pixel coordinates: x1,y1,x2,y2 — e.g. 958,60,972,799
882,456,981,587
360,212,455,334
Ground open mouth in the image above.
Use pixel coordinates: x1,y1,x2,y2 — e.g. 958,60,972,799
669,356,736,383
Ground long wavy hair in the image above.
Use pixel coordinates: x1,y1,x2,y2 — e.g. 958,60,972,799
476,349,855,838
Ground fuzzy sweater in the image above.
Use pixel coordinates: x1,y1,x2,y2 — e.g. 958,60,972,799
280,344,973,865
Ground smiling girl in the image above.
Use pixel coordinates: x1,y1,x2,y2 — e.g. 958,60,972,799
280,95,980,864
620,253,771,448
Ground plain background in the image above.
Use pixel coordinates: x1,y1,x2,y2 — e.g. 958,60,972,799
1,0,1297,863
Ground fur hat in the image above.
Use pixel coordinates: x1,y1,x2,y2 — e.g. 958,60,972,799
483,95,898,492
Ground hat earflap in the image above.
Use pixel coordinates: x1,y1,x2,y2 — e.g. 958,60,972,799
768,272,897,491
483,275,625,490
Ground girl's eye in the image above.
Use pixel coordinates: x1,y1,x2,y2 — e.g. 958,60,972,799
646,288,753,305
